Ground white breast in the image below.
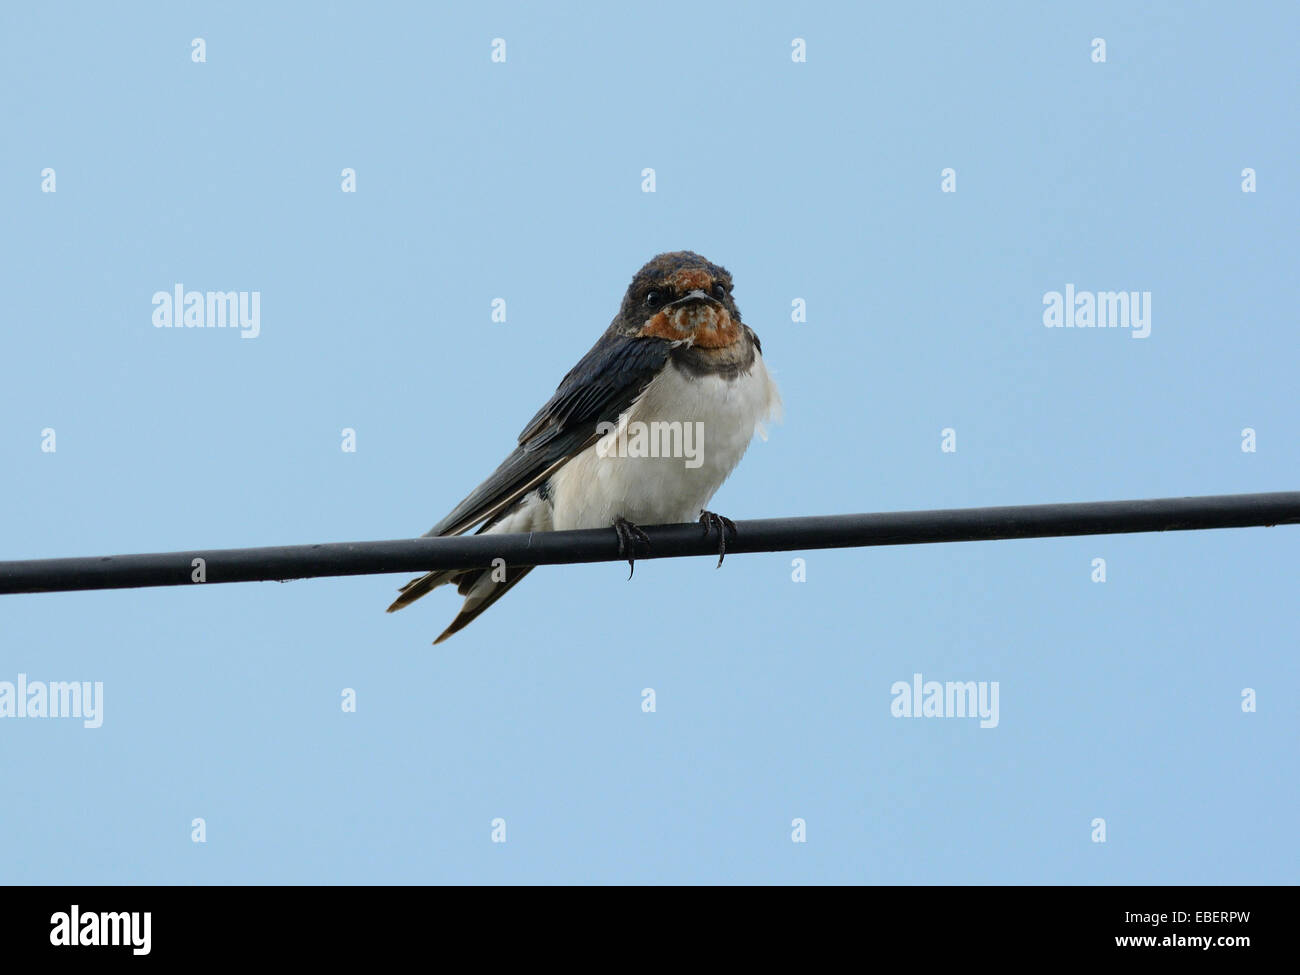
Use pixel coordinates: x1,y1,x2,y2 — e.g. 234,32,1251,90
547,353,781,531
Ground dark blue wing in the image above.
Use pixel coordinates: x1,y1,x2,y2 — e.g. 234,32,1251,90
423,330,673,537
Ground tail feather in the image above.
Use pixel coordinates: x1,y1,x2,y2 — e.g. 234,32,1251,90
387,488,547,641
385,568,461,613
432,566,535,644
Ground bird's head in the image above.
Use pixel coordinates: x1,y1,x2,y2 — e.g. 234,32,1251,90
617,251,742,348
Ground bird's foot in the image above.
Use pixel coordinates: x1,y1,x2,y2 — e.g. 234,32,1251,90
698,510,737,567
612,517,650,579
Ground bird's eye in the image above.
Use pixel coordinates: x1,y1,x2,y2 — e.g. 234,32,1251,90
645,290,665,309
711,282,728,300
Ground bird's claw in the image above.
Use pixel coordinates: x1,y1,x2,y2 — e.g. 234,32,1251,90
613,517,651,579
699,510,737,567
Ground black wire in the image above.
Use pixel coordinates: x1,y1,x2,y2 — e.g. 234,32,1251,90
2,492,1297,595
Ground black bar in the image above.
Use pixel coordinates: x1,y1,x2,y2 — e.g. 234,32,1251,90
1,491,1297,595
0,884,1275,958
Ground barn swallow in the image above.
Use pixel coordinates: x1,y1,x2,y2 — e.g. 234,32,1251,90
387,251,781,643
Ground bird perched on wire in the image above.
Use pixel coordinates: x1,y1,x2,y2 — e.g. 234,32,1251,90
387,251,781,643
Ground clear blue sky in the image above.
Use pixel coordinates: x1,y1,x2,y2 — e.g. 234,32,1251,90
2,1,1296,884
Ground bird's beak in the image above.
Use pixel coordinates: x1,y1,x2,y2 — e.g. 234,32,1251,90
669,289,721,310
